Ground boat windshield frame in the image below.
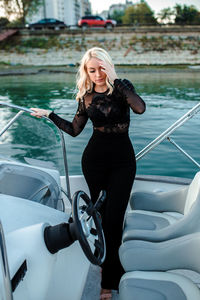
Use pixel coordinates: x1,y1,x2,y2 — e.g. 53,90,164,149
0,101,72,204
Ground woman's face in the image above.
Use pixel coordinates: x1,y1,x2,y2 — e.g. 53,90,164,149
86,57,107,87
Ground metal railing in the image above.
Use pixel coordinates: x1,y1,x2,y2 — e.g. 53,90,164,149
0,221,13,300
1,100,200,195
167,137,200,169
0,101,72,204
136,101,200,168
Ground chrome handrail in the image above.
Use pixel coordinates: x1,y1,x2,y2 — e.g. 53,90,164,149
0,111,24,136
0,101,72,204
136,102,200,161
167,137,200,168
0,220,13,300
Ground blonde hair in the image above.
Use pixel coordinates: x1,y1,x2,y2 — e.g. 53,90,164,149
76,47,114,101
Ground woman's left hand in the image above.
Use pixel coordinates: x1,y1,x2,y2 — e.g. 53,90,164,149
99,61,118,84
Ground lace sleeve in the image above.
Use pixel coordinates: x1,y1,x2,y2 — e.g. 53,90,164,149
114,79,146,114
49,98,88,137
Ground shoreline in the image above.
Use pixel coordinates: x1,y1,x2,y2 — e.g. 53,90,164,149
0,27,199,75
0,64,200,76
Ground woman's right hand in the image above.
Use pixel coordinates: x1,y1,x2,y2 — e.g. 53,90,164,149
30,108,51,118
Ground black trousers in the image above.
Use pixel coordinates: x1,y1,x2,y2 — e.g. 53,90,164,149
82,130,136,290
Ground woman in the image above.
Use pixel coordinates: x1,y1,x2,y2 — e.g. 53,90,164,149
31,47,145,300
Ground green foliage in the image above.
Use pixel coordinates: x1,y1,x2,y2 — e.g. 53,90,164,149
0,0,43,25
174,4,200,25
120,34,199,53
6,17,24,28
0,35,19,50
0,17,9,27
158,7,174,24
21,37,60,48
110,10,124,25
0,61,11,65
122,1,157,25
0,36,63,52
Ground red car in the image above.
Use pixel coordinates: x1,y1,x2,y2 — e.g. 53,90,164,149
78,15,117,29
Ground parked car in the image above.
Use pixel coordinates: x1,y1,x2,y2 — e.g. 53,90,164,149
78,15,117,29
27,18,67,30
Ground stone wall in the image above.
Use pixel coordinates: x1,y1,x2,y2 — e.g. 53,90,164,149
0,26,200,66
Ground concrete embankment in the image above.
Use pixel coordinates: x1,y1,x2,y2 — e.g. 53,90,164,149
0,26,199,69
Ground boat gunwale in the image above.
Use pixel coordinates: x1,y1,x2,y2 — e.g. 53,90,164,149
135,174,191,185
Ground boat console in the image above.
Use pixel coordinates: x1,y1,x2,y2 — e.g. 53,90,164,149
0,160,64,211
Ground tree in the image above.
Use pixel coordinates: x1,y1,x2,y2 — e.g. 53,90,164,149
0,0,43,25
122,1,157,25
158,7,174,24
110,10,124,25
174,4,200,25
0,17,9,27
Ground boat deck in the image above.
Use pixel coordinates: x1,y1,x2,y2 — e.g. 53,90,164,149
81,264,119,300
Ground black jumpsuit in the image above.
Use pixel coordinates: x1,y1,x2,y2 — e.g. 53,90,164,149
49,79,146,290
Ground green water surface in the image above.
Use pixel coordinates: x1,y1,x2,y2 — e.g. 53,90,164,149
0,68,200,178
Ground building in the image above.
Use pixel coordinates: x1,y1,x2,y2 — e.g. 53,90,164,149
27,0,91,26
109,3,126,16
102,1,133,18
100,10,108,19
80,0,91,17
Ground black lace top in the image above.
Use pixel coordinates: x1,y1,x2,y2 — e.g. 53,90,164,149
49,79,145,136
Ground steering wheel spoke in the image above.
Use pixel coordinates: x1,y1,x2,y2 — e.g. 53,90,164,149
90,228,97,236
72,190,106,265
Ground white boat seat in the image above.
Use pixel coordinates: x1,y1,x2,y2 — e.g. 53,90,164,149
119,233,200,299
125,210,183,231
162,211,183,220
119,271,200,300
123,172,200,242
0,161,63,211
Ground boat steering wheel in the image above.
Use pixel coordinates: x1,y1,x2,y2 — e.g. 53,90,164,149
71,190,106,265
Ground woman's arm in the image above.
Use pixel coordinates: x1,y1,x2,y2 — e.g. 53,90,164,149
99,61,145,114
31,99,88,137
114,79,146,114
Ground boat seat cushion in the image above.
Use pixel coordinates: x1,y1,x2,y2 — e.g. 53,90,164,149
124,210,183,232
162,211,183,219
130,172,200,214
119,271,200,300
120,233,200,272
129,187,188,214
123,210,183,241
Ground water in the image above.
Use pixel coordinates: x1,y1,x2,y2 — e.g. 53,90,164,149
0,69,200,179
